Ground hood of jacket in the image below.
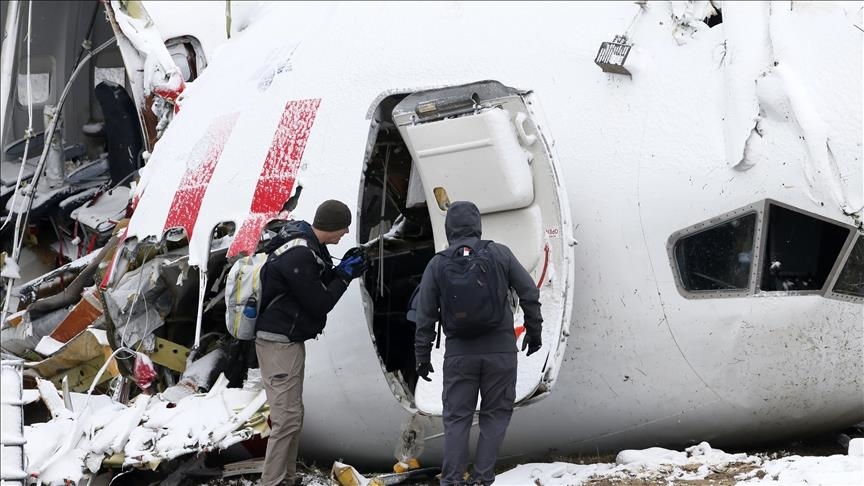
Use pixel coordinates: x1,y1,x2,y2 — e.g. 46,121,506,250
264,220,330,262
279,220,315,242
445,201,482,245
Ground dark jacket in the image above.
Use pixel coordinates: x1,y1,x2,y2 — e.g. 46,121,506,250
256,221,348,342
414,202,542,362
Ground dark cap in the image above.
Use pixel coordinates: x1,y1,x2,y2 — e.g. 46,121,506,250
312,200,352,231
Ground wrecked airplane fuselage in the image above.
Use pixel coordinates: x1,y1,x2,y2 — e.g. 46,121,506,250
2,1,863,485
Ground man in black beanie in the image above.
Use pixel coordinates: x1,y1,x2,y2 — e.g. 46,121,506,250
255,199,366,486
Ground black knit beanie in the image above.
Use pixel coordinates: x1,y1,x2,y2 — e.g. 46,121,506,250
312,200,352,231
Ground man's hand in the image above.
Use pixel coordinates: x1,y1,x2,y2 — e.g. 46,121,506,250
521,333,542,357
342,246,365,261
335,248,367,281
416,361,434,382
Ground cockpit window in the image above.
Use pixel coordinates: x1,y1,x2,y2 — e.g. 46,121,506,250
833,235,864,297
759,204,850,292
165,36,206,83
674,213,756,291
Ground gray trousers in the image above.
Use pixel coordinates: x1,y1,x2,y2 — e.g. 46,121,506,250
256,338,306,486
441,352,517,486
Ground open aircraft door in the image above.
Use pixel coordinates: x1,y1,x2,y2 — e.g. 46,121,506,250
390,81,575,415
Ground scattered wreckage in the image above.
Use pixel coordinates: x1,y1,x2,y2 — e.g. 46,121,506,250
0,220,282,485
0,2,293,483
3,1,864,484
2,216,422,486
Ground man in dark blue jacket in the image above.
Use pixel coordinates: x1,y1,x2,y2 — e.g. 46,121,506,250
255,199,365,486
414,201,543,486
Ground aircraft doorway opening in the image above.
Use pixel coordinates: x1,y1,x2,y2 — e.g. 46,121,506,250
358,81,574,415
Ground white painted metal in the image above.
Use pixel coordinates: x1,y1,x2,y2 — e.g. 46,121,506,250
118,1,863,465
24,0,864,468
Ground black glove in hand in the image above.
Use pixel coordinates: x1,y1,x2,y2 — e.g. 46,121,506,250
522,333,542,357
416,361,434,382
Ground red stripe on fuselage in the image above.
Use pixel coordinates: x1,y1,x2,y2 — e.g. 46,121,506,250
228,99,321,258
163,113,240,238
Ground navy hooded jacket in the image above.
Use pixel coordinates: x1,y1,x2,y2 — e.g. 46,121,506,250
414,201,543,362
256,220,348,342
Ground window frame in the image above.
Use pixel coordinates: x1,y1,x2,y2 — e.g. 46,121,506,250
755,199,855,298
667,202,764,299
164,35,207,83
667,199,859,301
15,54,56,107
824,231,863,303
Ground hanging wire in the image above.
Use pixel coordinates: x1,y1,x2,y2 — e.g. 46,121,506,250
194,267,207,348
0,35,116,327
0,0,34,330
377,144,390,297
225,0,232,39
1,0,34,234
623,0,647,40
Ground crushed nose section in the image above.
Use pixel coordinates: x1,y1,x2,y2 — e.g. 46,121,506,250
359,81,574,415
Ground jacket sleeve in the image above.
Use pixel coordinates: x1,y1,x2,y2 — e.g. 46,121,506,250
414,258,441,364
501,244,543,337
279,248,349,316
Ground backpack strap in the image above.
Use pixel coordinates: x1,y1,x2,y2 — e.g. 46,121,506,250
271,238,308,257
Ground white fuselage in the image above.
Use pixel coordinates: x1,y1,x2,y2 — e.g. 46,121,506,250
124,1,862,466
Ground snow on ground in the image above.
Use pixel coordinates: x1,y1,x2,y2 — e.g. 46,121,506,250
187,439,863,486
493,440,864,486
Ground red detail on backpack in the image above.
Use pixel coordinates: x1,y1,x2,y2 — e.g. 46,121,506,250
228,99,321,258
163,113,239,238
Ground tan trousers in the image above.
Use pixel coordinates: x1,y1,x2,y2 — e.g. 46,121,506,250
256,338,306,486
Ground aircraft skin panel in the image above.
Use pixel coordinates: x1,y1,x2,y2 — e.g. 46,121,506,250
125,104,226,247
110,0,863,465
227,98,321,259
162,112,240,239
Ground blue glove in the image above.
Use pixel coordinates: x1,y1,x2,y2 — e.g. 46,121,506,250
336,253,366,281
342,246,365,260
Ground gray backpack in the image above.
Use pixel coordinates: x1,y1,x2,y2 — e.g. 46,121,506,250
224,239,307,340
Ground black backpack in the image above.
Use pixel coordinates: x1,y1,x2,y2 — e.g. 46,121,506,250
437,240,505,338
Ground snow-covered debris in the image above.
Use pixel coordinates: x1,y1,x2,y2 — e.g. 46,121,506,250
493,441,863,485
20,373,268,486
